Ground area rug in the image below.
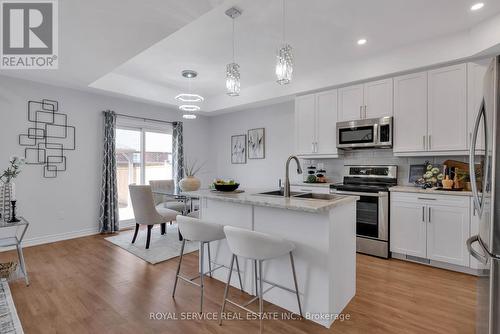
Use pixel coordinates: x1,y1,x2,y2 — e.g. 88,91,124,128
105,224,198,264
0,279,23,334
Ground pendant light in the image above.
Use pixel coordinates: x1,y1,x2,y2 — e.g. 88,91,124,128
177,70,201,119
225,7,241,96
275,0,293,85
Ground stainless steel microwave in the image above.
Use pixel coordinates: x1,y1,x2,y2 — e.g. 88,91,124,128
336,116,393,149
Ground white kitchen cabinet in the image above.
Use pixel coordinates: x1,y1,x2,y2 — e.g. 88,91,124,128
338,80,393,122
295,94,316,155
427,64,467,152
468,59,491,151
426,203,470,266
316,90,338,155
364,78,394,119
390,200,427,258
295,90,340,158
338,84,364,121
393,71,428,153
390,192,471,269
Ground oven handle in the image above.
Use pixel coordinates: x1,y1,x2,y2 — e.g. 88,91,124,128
330,190,387,197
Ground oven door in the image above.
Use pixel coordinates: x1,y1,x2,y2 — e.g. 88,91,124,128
331,190,388,241
337,124,377,149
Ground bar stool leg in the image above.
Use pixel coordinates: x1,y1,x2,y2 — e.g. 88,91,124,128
207,242,213,278
234,256,244,291
258,260,264,333
254,260,258,296
289,252,303,317
172,239,186,298
199,241,205,313
219,254,235,326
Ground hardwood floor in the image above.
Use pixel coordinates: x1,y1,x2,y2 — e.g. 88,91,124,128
0,233,477,334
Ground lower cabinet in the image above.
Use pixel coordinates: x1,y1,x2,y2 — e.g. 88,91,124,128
390,192,471,269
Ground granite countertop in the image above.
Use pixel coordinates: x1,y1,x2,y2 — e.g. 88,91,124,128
389,185,473,197
183,188,358,213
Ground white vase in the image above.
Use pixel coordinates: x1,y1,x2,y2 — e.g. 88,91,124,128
179,176,201,192
0,182,13,222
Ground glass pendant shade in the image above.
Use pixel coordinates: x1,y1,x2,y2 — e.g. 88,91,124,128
276,44,293,85
175,93,204,103
226,62,240,96
182,114,197,119
179,104,200,112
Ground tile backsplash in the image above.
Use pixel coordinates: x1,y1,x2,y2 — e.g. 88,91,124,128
299,149,468,185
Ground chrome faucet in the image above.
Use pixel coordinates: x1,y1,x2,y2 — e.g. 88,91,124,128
284,155,303,197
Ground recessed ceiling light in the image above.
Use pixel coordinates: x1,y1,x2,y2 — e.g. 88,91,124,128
179,105,200,112
470,2,484,11
357,38,367,46
182,114,197,119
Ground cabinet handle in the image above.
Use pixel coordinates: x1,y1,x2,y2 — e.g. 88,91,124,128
315,142,318,153
428,207,431,223
364,106,367,119
312,142,315,153
422,206,425,222
428,135,431,149
360,106,363,119
423,135,426,150
417,197,436,201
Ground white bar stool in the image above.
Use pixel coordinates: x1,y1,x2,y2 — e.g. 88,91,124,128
220,226,303,331
173,215,243,313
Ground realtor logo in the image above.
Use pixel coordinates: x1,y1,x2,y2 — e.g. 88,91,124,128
1,0,58,69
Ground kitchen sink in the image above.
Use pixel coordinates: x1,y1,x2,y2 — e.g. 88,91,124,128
292,193,339,200
255,190,339,201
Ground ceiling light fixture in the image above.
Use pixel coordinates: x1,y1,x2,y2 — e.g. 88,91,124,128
470,2,484,11
175,70,205,103
225,7,241,97
357,38,367,45
275,0,293,85
179,105,200,112
182,114,197,120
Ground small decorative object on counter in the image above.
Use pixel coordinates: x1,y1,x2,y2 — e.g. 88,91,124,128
213,179,240,192
306,174,317,183
316,169,327,183
442,175,454,190
180,158,204,191
415,161,443,188
9,200,20,223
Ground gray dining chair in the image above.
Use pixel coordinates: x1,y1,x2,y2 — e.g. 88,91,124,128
128,184,178,249
149,180,186,213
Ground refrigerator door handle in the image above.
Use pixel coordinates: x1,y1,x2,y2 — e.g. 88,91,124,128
469,98,486,216
467,235,488,265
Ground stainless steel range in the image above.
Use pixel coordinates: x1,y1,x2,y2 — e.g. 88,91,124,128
330,165,397,258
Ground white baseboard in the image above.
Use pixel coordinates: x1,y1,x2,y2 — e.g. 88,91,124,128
0,220,137,252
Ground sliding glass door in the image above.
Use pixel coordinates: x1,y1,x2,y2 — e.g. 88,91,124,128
116,124,172,221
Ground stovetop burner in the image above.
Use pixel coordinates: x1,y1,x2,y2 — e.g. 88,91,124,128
331,165,398,193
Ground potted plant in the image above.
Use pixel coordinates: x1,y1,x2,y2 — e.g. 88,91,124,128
179,158,204,192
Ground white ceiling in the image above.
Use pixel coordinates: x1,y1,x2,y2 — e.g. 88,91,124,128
3,0,500,114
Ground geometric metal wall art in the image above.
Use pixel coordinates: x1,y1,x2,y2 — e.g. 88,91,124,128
18,99,76,178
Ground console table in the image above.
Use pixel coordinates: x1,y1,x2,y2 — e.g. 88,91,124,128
0,217,29,286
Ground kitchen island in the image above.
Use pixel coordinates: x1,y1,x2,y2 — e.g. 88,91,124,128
184,188,358,328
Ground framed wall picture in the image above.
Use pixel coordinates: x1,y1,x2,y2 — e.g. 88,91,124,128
247,128,265,159
231,134,247,164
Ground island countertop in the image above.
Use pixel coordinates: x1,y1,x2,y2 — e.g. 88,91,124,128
183,188,358,213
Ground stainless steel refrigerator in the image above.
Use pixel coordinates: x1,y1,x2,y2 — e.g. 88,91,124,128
468,56,500,334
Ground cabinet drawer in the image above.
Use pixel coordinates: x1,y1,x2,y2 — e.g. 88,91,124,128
390,192,469,207
290,185,330,194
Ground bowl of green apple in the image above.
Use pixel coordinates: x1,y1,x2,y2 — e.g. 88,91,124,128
213,179,240,192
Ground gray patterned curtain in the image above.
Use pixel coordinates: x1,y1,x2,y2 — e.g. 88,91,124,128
172,122,184,193
99,110,119,233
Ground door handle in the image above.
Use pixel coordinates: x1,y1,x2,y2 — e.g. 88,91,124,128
470,98,486,216
467,235,488,264
428,135,431,149
364,105,367,119
315,142,318,153
360,106,363,119
423,135,426,150
311,142,315,153
428,207,431,223
422,206,425,222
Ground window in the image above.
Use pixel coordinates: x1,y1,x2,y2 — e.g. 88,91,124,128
115,121,172,221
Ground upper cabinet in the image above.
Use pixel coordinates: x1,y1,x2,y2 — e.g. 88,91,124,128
295,89,340,158
427,64,467,152
394,63,469,156
338,79,393,122
467,59,491,151
393,71,428,153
